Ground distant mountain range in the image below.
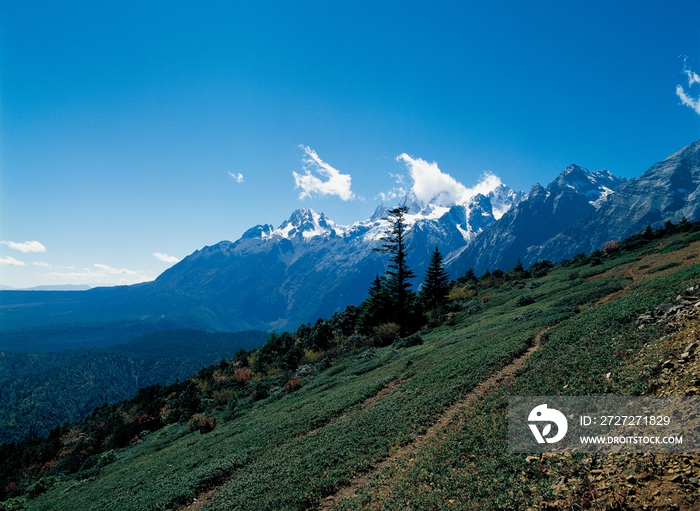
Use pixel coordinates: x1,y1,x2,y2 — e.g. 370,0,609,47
448,165,628,276
0,284,92,291
2,138,699,334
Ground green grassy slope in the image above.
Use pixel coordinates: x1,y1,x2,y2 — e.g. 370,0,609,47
15,231,700,511
335,258,700,510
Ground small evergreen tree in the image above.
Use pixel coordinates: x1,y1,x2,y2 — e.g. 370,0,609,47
306,318,334,352
420,247,449,312
329,305,360,337
512,258,524,273
234,348,249,367
373,206,417,335
463,268,476,282
357,275,393,333
678,216,691,232
294,323,312,347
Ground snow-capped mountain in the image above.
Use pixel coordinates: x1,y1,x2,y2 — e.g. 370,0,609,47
447,164,628,276
488,184,525,219
59,181,523,332
232,178,523,274
156,179,523,330
246,209,348,240
550,165,626,210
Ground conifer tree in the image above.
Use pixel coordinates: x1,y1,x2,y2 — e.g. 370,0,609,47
373,206,416,334
420,247,449,312
513,258,524,273
357,275,393,333
678,216,691,232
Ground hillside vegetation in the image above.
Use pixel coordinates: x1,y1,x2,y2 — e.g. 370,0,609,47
2,222,700,510
0,329,267,444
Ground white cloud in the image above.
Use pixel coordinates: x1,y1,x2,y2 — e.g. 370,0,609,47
228,171,244,183
0,256,25,266
1,240,46,253
390,173,405,184
153,252,181,263
375,187,408,203
293,146,355,201
45,263,148,285
93,263,138,275
677,85,700,115
396,154,503,206
677,59,700,115
32,261,51,267
683,57,700,86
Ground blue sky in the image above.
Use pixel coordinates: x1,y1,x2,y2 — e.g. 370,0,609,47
1,1,700,288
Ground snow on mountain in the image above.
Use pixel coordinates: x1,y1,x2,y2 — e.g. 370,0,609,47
552,165,627,209
447,163,631,276
264,209,347,239
215,175,522,329
487,184,524,219
245,175,522,252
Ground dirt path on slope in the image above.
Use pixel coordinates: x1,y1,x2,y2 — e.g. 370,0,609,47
594,239,700,305
178,376,412,511
181,486,224,511
315,328,549,511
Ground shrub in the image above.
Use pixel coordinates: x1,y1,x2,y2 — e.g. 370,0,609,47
647,261,681,274
175,382,204,419
424,306,446,327
516,295,535,307
226,392,239,411
372,323,401,347
211,388,235,407
562,253,589,267
249,386,269,402
0,497,27,511
340,333,368,354
314,356,333,372
98,450,117,467
232,368,254,383
603,240,619,254
27,476,58,498
284,376,303,394
393,332,424,349
197,417,216,434
529,260,554,278
447,286,476,301
187,414,216,434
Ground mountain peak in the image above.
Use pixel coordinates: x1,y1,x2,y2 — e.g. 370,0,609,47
551,164,626,209
274,208,344,240
486,184,524,220
397,190,425,214
370,203,389,222
241,224,274,239
285,208,317,225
